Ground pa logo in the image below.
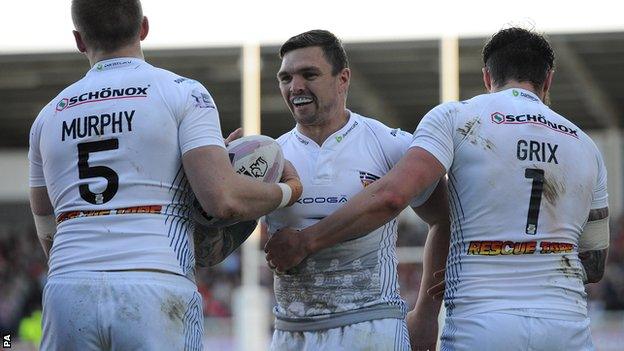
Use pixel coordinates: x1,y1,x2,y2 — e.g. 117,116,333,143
491,112,505,124
3,333,11,348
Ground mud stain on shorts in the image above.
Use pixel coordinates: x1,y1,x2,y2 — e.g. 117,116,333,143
161,294,185,325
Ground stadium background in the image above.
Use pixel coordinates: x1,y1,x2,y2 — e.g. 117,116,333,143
1,1,623,350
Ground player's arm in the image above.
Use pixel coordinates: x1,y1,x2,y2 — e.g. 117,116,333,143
578,207,609,284
265,147,446,273
183,145,301,223
406,178,450,350
29,186,56,258
305,147,445,252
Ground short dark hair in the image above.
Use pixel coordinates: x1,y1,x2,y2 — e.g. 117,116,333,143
71,0,143,53
279,30,349,75
482,27,555,90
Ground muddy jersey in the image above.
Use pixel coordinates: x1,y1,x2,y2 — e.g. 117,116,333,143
411,88,608,319
28,57,225,280
265,112,436,331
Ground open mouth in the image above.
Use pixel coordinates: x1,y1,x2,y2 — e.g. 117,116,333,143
291,96,314,107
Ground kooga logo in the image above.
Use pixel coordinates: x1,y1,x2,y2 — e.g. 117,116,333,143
490,112,578,138
296,196,348,204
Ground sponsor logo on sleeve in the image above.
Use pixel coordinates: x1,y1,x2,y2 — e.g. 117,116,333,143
390,128,410,137
174,77,197,84
191,89,215,109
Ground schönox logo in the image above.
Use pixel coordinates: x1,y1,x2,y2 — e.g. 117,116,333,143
491,112,505,124
489,111,578,138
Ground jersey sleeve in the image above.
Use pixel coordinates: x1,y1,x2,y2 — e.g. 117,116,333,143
178,83,225,155
591,148,609,210
382,128,412,168
363,118,412,170
366,119,438,208
410,102,457,171
409,179,439,208
28,108,47,187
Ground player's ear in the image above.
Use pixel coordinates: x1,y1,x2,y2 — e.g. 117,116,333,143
339,67,351,94
482,67,493,92
73,30,87,53
139,16,149,41
542,69,554,96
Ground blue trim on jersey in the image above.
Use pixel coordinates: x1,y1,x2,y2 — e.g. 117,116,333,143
440,314,457,351
379,222,392,298
183,292,204,351
378,219,407,315
165,166,195,277
395,318,410,350
445,172,467,315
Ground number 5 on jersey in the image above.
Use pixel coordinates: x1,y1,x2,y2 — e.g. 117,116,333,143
77,139,119,204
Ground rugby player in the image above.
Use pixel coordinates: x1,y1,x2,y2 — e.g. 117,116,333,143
263,30,451,351
28,1,301,349
266,27,609,351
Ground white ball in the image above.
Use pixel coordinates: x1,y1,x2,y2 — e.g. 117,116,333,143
192,135,284,227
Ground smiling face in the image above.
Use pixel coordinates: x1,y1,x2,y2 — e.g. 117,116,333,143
277,46,350,127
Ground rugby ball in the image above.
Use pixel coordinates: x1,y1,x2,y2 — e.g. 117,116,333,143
192,135,284,227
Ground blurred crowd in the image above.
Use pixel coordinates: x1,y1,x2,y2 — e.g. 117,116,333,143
2,211,624,344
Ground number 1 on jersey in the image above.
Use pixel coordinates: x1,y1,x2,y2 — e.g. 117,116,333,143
524,168,544,235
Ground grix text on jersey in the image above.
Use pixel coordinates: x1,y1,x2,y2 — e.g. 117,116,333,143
516,139,558,164
62,110,134,141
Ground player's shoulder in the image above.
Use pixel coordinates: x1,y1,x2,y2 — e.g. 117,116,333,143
36,78,88,124
547,108,598,151
425,97,476,119
355,112,412,144
150,66,207,92
275,128,300,147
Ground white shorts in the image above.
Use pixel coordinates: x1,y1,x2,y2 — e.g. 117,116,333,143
41,271,203,351
270,318,410,351
440,311,594,351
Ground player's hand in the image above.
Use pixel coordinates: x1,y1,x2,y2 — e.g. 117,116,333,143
264,227,309,273
224,128,243,146
280,160,303,206
427,269,446,300
406,309,438,351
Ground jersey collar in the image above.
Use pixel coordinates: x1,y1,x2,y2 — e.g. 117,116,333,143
505,87,542,104
292,110,361,149
87,57,146,75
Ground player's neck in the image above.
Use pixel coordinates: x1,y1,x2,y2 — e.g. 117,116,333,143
87,44,145,67
298,109,350,146
491,81,544,101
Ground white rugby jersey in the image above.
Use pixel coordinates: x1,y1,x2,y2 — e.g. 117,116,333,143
265,112,435,331
29,57,225,280
411,88,608,319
